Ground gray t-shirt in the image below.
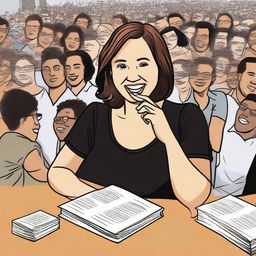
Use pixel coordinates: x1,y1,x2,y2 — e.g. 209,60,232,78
0,132,47,186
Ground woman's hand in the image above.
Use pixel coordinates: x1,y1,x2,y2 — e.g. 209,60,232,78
131,93,171,144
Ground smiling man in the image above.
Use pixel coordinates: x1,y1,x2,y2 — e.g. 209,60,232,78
213,94,256,196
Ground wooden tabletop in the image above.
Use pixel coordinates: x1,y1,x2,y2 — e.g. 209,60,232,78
0,184,255,256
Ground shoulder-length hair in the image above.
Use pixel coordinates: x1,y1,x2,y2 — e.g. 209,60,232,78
160,26,189,47
96,22,174,108
60,25,84,51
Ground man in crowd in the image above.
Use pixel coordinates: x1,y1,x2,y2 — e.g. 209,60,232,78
167,13,185,28
245,25,256,58
110,14,128,29
230,31,247,62
0,17,13,49
213,94,256,196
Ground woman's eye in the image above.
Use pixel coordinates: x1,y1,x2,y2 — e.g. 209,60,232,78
116,63,127,69
139,62,149,67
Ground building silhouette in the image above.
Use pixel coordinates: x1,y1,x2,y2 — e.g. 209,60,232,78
19,0,36,10
39,0,47,8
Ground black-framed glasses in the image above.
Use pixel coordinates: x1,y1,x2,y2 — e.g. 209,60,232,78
239,105,256,116
54,116,77,123
22,113,42,121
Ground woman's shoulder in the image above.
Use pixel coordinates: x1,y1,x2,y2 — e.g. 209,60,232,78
164,100,201,116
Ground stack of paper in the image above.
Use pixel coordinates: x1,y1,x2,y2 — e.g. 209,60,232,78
197,196,256,255
12,210,59,241
59,185,164,242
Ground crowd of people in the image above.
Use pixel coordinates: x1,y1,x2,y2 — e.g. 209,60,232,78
0,0,255,216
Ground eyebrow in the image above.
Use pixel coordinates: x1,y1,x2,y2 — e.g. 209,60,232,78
74,64,81,66
114,59,127,63
53,65,61,68
137,57,150,61
247,72,255,75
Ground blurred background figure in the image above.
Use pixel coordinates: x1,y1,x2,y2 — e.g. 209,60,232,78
110,14,128,30
95,23,114,51
214,28,230,50
245,25,256,58
154,15,169,32
53,22,66,48
215,13,233,31
167,13,185,29
0,17,13,49
230,31,247,62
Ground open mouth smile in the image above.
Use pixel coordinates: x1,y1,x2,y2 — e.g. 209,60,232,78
239,117,249,125
125,83,146,95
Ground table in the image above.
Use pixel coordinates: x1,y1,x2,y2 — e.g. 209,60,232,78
0,184,255,256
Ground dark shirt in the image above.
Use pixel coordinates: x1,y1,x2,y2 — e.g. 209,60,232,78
242,155,256,196
65,101,212,199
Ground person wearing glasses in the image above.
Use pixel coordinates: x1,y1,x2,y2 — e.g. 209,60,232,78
191,22,216,59
61,25,84,52
215,13,233,31
0,89,48,186
187,57,228,182
0,17,13,49
53,99,87,154
167,13,185,29
213,94,256,196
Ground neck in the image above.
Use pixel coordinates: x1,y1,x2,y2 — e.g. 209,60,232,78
178,86,191,102
49,81,66,104
215,74,227,84
236,87,245,104
194,89,209,110
237,129,256,141
71,80,86,96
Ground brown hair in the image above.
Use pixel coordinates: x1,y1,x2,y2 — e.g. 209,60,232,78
95,22,174,108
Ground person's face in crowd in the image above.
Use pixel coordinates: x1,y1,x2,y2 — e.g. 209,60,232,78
194,28,210,52
238,62,256,96
65,32,80,51
14,59,35,86
155,18,169,32
215,57,230,77
214,32,228,50
56,32,64,41
84,40,99,61
183,27,195,43
19,111,41,141
235,99,256,135
216,15,232,29
231,36,246,57
53,108,76,141
227,65,239,89
0,59,11,84
248,30,256,52
75,18,89,32
0,24,8,44
42,58,65,88
173,63,190,92
25,20,41,40
111,18,123,29
97,25,113,46
65,55,84,87
192,13,204,22
168,17,183,28
111,37,159,103
189,63,213,93
162,31,178,51
38,27,54,49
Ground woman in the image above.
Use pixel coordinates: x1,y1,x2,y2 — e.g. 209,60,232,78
48,22,212,217
160,26,192,61
60,25,84,52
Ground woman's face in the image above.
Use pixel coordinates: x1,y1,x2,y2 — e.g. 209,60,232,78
111,37,159,103
162,31,178,51
65,32,80,51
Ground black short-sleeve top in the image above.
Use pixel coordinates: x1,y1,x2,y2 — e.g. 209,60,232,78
65,101,212,199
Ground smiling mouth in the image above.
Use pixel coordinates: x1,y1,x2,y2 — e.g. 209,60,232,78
50,78,57,82
33,129,39,134
195,81,206,87
56,127,65,132
196,43,205,48
68,75,78,81
125,84,146,95
248,85,256,92
239,117,249,125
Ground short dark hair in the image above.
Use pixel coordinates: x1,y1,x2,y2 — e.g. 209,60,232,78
191,57,216,77
60,25,84,51
74,13,92,28
96,22,174,108
0,89,38,130
212,49,233,62
41,23,55,34
247,25,256,42
56,99,87,118
41,47,65,66
112,14,128,24
167,13,185,23
25,14,43,29
243,94,256,103
0,17,9,28
155,16,165,22
65,50,95,82
237,57,256,74
54,22,66,33
230,31,247,41
193,21,216,49
216,13,233,30
160,26,189,47
0,48,17,62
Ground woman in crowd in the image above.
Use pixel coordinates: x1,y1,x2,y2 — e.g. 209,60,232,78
48,22,212,217
60,25,84,52
160,26,192,61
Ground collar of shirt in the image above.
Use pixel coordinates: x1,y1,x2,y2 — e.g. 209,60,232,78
228,125,256,142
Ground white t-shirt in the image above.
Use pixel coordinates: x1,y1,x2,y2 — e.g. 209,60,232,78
213,127,256,196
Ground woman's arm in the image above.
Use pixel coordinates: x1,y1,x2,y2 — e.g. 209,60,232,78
23,149,48,181
133,94,211,217
48,145,95,198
